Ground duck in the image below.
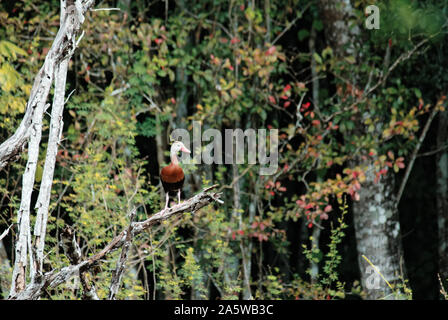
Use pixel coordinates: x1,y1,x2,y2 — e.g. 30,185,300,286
160,141,191,209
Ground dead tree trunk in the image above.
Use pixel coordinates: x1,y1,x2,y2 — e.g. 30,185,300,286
8,0,96,298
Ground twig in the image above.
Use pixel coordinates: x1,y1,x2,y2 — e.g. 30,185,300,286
218,166,254,192
438,273,448,300
0,224,13,242
90,7,121,11
272,3,311,45
396,104,440,207
417,144,448,158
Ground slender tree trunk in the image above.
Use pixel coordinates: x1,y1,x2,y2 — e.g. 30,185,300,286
436,110,448,283
223,162,242,297
309,18,321,284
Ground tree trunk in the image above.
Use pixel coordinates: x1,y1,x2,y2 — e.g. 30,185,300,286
318,0,406,299
351,163,405,299
436,110,448,283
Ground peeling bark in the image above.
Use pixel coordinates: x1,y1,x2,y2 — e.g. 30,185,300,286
8,0,96,298
32,2,71,279
33,58,69,279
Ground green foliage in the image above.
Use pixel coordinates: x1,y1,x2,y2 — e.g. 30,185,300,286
301,199,349,299
1,0,446,300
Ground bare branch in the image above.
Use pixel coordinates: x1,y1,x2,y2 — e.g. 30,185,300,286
9,185,223,300
90,7,121,12
33,57,69,279
108,208,136,300
0,225,13,242
0,0,95,170
60,227,99,300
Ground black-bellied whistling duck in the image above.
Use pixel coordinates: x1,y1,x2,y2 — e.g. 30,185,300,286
160,141,191,209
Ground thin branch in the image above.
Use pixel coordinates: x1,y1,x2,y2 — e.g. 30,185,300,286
272,3,311,45
108,208,136,300
396,104,440,207
60,227,99,300
417,144,448,158
90,7,121,11
0,224,13,242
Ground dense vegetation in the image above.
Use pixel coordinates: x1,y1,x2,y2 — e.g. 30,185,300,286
0,0,447,300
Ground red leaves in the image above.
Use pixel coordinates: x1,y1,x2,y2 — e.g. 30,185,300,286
396,158,405,169
268,95,276,104
154,38,163,45
231,229,245,241
210,54,221,65
297,82,306,89
265,180,286,195
374,168,388,184
327,121,339,130
300,102,311,112
283,84,292,93
230,37,240,45
387,150,394,160
250,220,271,242
351,170,360,179
266,46,276,56
229,219,278,242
